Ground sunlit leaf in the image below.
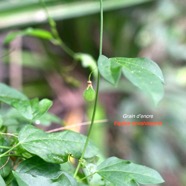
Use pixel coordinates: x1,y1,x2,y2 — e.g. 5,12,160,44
98,55,164,105
97,157,164,186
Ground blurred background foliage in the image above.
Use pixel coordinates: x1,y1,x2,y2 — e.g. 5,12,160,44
0,0,186,185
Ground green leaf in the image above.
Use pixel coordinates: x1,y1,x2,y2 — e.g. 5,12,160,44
128,180,139,186
75,53,98,78
3,28,53,45
24,28,53,40
0,83,28,105
13,171,77,186
0,83,34,121
98,55,122,85
16,156,61,179
115,57,164,105
30,98,53,120
35,99,53,119
98,56,164,105
60,162,75,175
1,95,53,121
56,172,77,186
18,125,99,164
97,157,164,186
12,100,33,121
0,175,6,186
0,157,11,178
1,109,29,133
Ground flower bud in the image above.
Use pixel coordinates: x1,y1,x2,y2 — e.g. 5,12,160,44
83,86,96,102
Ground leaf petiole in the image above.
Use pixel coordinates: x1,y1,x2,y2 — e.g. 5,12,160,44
0,143,20,158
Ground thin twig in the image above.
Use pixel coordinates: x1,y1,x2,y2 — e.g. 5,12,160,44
0,132,18,138
0,143,20,159
39,0,75,58
47,119,108,133
0,157,10,170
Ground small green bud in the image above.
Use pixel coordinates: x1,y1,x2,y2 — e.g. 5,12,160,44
83,83,96,102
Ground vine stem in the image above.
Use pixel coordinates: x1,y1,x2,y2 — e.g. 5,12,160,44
39,0,75,58
0,157,10,170
0,143,20,159
74,0,103,178
0,145,11,149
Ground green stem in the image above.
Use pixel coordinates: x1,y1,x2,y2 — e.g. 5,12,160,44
0,145,11,149
88,71,93,81
74,0,103,178
39,0,75,58
80,172,98,181
0,143,20,158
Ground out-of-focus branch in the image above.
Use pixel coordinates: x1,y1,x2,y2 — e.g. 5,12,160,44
47,119,108,133
9,37,22,90
0,0,152,30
